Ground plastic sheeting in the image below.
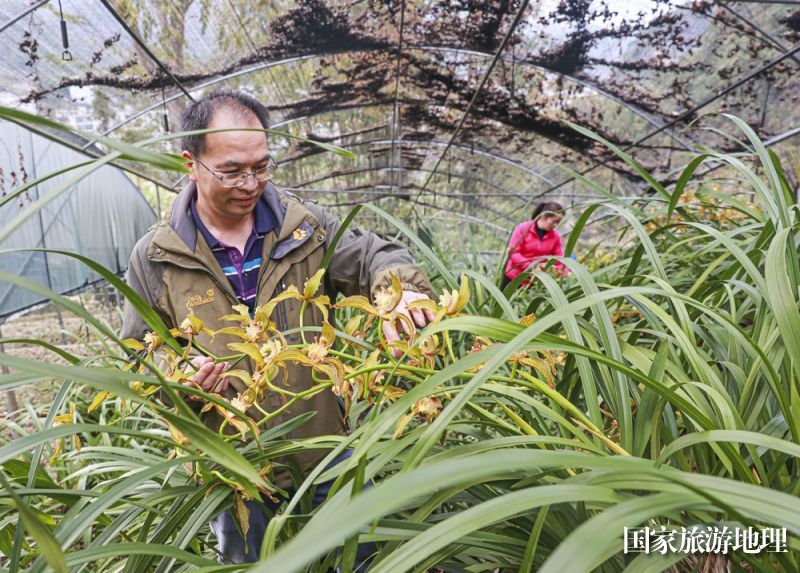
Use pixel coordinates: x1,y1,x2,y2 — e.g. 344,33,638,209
0,120,157,319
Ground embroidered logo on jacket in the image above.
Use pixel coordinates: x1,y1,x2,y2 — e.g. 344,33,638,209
186,289,215,309
292,227,308,241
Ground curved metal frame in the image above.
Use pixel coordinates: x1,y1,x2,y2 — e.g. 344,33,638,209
720,4,800,68
98,0,194,100
312,190,514,232
84,44,695,151
313,190,513,232
48,4,795,204
168,112,569,191
291,165,533,215
168,132,551,194
269,98,582,180
765,124,800,146
416,0,533,202
0,0,49,34
293,165,523,196
279,137,558,186
534,39,800,199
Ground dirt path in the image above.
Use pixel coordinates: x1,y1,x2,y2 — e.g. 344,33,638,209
1,289,124,416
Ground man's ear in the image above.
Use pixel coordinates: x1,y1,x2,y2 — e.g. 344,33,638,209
181,151,196,181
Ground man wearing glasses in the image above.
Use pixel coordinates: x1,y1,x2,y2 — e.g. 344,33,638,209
121,89,435,565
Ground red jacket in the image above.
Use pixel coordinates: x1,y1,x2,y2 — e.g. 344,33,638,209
504,221,565,280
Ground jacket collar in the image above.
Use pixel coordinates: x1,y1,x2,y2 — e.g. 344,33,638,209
189,192,277,249
526,221,554,240
152,181,317,262
270,192,320,260
168,181,288,252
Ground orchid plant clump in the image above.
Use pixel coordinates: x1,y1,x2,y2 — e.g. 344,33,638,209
114,269,563,482
3,112,799,573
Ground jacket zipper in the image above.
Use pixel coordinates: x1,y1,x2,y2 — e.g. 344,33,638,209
280,280,289,334
256,241,279,304
255,219,325,334
256,242,284,332
256,216,323,298
272,279,286,333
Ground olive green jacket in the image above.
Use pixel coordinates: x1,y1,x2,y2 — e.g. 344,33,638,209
120,181,433,483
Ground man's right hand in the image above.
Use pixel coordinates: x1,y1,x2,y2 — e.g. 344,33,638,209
182,356,230,401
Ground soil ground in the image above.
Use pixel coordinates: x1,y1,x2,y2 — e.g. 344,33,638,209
1,284,124,423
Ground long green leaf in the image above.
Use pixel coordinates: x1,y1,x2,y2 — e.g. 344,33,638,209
0,472,66,573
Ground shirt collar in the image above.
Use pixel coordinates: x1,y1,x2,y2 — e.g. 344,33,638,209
252,195,276,235
530,221,553,237
190,198,220,249
190,193,276,249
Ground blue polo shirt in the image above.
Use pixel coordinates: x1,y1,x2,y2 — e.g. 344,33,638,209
190,197,276,312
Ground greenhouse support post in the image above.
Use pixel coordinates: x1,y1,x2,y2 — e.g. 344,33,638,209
0,323,19,429
103,284,115,326
29,128,68,345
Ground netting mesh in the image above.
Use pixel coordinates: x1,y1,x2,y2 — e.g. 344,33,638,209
1,0,798,246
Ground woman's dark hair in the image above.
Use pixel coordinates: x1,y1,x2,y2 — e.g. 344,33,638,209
180,89,270,157
531,201,564,220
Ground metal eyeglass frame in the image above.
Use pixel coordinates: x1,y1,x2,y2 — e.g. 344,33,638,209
193,155,277,188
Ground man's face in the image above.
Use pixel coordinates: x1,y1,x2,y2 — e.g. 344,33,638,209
183,108,270,221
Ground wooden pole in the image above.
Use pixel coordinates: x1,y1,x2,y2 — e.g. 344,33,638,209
0,323,19,418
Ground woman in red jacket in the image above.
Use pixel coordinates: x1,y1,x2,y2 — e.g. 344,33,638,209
502,201,566,289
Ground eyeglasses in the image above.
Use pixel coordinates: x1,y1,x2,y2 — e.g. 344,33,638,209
193,155,277,188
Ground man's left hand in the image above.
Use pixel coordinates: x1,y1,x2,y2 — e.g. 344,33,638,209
382,290,436,359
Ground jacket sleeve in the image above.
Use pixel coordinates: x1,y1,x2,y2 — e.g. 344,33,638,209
507,223,532,271
553,232,569,274
120,232,169,341
304,202,434,300
120,236,203,411
506,223,525,257
553,233,565,257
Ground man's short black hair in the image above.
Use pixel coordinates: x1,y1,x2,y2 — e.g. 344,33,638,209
180,89,270,157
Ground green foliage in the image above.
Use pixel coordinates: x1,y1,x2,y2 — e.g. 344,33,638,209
1,112,799,572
